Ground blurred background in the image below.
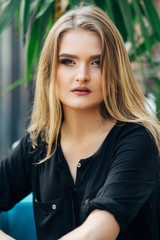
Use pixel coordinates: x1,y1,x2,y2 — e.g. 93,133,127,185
0,0,160,159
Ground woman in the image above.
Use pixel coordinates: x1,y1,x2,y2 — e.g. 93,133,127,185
0,5,160,240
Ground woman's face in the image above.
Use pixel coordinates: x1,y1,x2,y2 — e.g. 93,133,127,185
57,30,103,112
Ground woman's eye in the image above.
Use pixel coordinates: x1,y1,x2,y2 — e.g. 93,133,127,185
91,60,100,66
60,59,75,65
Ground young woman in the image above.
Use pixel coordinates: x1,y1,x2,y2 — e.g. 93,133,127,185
0,5,160,240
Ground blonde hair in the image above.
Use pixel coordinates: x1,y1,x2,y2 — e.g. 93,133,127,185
28,5,160,162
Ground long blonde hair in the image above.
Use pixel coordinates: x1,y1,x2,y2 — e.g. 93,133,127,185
28,5,160,161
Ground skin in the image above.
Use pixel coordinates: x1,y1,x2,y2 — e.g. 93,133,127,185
57,30,120,239
0,230,15,240
57,30,116,182
57,30,104,111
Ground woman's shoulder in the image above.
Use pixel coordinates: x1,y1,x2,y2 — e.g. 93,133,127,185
115,121,147,132
111,121,148,140
109,122,159,176
112,121,158,155
10,132,47,162
113,121,159,162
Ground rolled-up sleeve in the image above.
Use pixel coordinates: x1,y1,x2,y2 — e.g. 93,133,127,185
81,126,158,232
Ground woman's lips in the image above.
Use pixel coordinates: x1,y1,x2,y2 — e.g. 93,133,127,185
71,87,91,95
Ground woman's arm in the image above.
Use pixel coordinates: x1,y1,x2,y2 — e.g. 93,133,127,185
0,134,33,211
0,230,15,240
59,209,120,240
59,125,158,240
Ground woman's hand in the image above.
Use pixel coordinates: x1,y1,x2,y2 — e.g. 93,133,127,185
59,209,120,240
0,230,15,240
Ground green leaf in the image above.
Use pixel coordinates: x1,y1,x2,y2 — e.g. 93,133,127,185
94,0,106,11
26,1,53,86
29,0,40,14
111,0,128,42
0,0,10,6
146,76,160,120
142,0,160,41
23,0,31,42
37,4,53,55
0,0,22,36
105,0,115,22
26,19,40,86
15,5,21,33
4,78,26,93
132,1,151,54
69,0,81,7
117,0,136,56
36,0,54,19
83,0,94,5
130,34,157,61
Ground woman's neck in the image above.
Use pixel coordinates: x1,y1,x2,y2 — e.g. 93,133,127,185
61,107,115,142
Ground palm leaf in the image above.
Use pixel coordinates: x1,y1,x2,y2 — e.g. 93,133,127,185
130,34,157,61
4,78,26,93
94,0,106,10
26,19,40,85
142,0,160,41
117,0,136,56
0,0,21,35
132,1,151,55
105,0,115,22
23,0,31,43
37,4,53,55
69,0,81,7
111,0,128,42
36,0,54,19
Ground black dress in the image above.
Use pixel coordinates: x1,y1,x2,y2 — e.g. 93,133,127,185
0,122,160,239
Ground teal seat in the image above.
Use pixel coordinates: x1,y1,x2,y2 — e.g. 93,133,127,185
0,193,37,240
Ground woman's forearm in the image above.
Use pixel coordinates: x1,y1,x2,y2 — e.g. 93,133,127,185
59,209,120,240
0,230,15,240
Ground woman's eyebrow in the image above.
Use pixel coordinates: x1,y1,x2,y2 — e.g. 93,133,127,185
58,53,78,58
58,53,101,59
89,54,101,60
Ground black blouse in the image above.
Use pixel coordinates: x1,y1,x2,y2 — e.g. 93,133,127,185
0,122,160,240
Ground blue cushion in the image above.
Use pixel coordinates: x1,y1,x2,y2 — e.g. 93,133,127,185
0,193,37,240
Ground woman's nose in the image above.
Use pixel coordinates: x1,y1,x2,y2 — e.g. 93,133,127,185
75,63,89,83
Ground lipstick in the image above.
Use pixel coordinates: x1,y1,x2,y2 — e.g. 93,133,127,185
71,87,91,96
